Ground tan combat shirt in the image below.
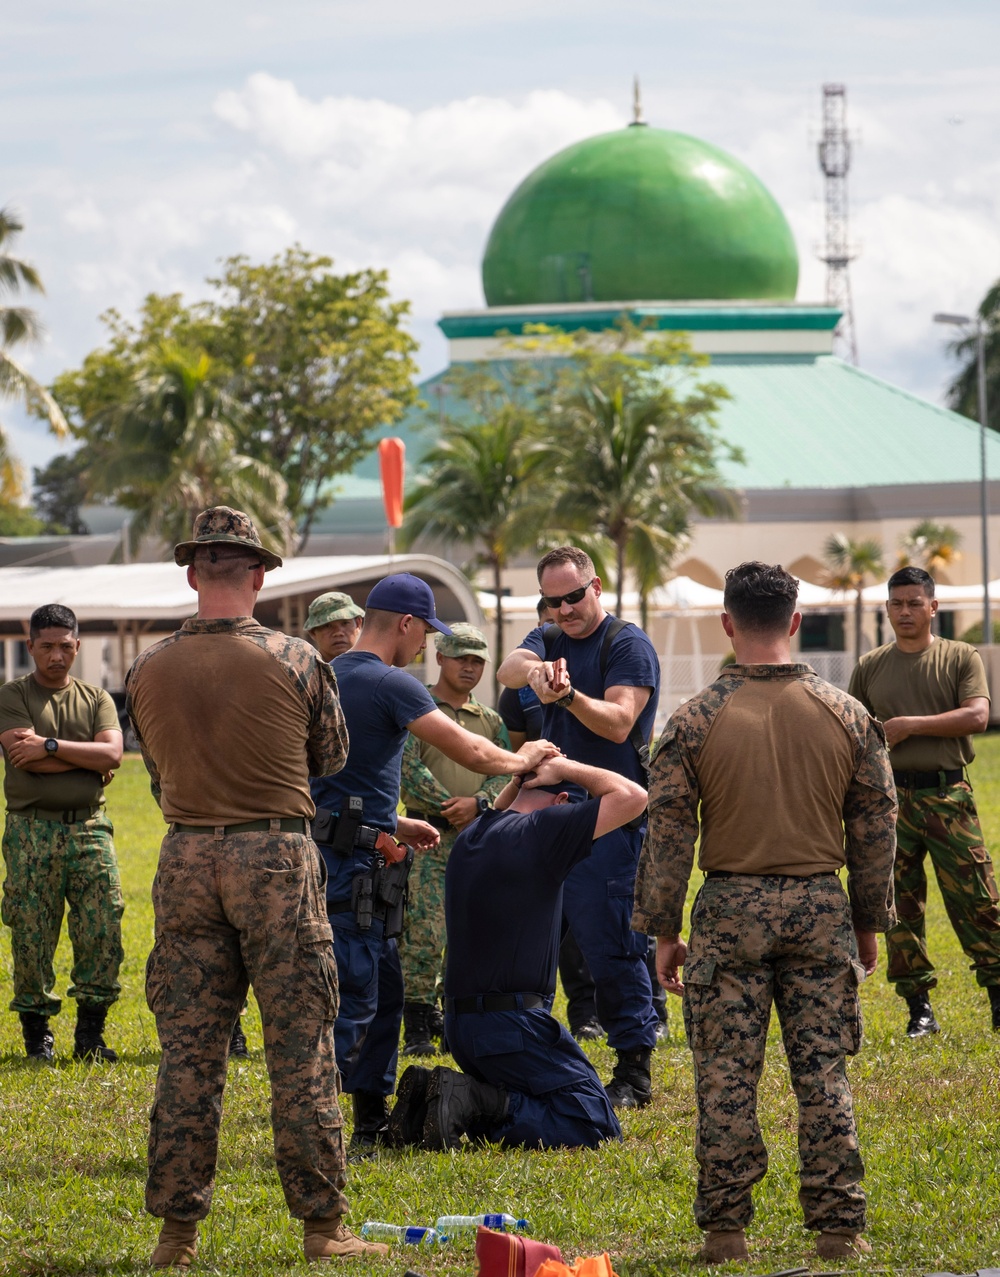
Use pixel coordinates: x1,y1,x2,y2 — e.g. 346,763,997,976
632,663,897,938
0,675,120,812
125,616,348,824
400,693,511,815
849,638,990,772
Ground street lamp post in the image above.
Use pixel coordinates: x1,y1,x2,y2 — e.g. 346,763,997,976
934,312,991,647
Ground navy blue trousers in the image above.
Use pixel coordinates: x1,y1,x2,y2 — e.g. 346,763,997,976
329,910,403,1096
562,824,657,1051
446,1004,621,1149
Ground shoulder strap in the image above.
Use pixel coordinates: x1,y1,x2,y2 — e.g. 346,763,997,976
599,617,651,790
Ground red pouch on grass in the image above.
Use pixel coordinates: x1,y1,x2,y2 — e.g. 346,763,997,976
475,1225,562,1277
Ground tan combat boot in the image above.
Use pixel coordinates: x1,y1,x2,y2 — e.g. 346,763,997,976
699,1229,749,1263
150,1218,198,1268
815,1232,872,1260
303,1218,389,1261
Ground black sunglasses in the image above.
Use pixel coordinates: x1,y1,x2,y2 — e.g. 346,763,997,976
540,578,597,609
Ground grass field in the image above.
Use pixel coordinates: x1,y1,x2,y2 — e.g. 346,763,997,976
3,748,1000,1277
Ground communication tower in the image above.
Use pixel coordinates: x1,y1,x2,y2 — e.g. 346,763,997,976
817,83,859,364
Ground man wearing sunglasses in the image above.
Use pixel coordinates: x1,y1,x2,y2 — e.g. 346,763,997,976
497,546,661,1109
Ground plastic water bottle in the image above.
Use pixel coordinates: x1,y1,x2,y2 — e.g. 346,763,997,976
361,1222,441,1245
434,1214,528,1235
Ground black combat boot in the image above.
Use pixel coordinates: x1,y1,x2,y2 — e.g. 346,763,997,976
571,1018,605,1042
604,1046,653,1109
20,1012,55,1062
988,985,1000,1032
402,1002,438,1056
348,1090,390,1162
73,1004,118,1062
428,1000,445,1039
904,991,940,1038
229,1016,250,1058
422,1066,508,1150
386,1064,432,1147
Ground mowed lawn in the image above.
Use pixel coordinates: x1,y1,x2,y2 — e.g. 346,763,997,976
2,747,1000,1277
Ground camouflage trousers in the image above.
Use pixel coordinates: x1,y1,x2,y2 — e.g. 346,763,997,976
398,829,456,1004
886,782,1000,997
1,810,124,1016
682,874,866,1235
145,828,347,1223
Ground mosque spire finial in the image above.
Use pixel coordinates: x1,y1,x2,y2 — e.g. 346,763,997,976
631,75,646,126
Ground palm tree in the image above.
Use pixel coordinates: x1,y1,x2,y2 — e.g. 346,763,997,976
824,533,884,663
542,382,739,617
898,519,963,579
88,345,293,558
945,279,1000,434
0,207,68,500
400,406,547,672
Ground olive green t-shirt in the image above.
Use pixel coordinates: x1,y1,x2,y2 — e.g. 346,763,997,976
849,638,990,771
0,674,121,813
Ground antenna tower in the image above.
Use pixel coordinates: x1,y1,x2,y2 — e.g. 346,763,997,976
817,83,859,364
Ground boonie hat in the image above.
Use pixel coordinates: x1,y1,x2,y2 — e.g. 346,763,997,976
304,591,365,631
436,622,490,660
173,506,283,571
365,573,453,636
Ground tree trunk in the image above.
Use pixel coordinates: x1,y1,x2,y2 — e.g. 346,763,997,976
855,586,864,666
614,538,626,619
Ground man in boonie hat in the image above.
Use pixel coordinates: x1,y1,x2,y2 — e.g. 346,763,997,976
172,505,283,571
397,623,511,1056
309,574,558,1159
305,592,365,663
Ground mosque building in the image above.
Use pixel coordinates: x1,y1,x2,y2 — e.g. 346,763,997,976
311,110,1000,685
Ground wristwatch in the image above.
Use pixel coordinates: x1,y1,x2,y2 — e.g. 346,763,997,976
44,738,59,755
475,796,490,816
556,686,576,708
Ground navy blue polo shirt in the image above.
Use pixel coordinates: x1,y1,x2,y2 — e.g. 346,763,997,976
444,799,600,998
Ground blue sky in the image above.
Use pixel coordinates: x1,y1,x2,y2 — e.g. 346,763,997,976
6,0,1000,476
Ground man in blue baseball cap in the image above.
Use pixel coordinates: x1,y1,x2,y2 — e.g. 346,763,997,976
310,573,559,1159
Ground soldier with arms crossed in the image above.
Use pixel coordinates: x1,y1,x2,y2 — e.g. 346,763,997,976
634,562,896,1264
849,564,1000,1035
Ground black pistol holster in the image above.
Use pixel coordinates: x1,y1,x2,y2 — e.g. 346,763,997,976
350,846,414,938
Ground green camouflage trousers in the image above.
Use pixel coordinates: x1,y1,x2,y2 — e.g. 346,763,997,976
1,810,124,1016
398,829,455,1004
145,828,347,1223
886,781,1000,997
682,874,866,1236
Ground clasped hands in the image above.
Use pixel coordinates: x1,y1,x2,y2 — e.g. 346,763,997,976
527,658,573,705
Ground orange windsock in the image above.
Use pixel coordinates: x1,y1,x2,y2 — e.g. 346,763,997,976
378,437,405,529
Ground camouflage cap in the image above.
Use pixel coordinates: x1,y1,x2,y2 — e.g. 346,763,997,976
436,622,491,660
304,591,365,630
173,506,282,571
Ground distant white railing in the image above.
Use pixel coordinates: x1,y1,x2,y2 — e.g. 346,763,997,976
657,650,852,724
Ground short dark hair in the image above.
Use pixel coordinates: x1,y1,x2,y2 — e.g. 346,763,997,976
723,561,799,634
887,565,935,598
536,545,595,582
29,604,79,639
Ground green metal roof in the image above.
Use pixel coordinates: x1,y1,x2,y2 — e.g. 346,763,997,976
482,125,799,307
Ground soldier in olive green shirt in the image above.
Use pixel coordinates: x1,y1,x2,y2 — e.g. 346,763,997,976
0,604,124,1062
849,565,1000,1036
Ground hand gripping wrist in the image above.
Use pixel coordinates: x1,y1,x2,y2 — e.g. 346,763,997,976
555,686,576,709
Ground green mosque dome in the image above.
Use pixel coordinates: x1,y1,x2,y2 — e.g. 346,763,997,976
482,124,799,306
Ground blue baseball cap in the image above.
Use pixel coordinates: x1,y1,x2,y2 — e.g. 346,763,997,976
365,573,454,636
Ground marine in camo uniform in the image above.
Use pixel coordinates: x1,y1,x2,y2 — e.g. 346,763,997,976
849,564,1000,1036
124,506,388,1267
633,562,896,1265
0,603,124,1063
398,623,511,1054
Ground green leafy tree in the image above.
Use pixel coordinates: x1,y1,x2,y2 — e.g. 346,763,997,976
0,206,68,523
898,519,963,579
401,367,548,669
824,533,884,663
32,451,91,535
945,279,1000,434
86,345,292,558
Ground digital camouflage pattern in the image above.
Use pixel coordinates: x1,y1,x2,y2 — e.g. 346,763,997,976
633,664,897,938
304,591,365,630
125,618,349,811
398,696,509,1002
683,874,867,1234
435,623,491,660
172,504,282,570
1,811,123,1016
145,829,347,1221
887,781,1000,996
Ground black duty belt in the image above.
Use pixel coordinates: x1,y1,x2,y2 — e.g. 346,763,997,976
27,806,101,825
445,993,546,1014
406,811,451,832
169,818,309,836
892,768,964,792
705,870,837,881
